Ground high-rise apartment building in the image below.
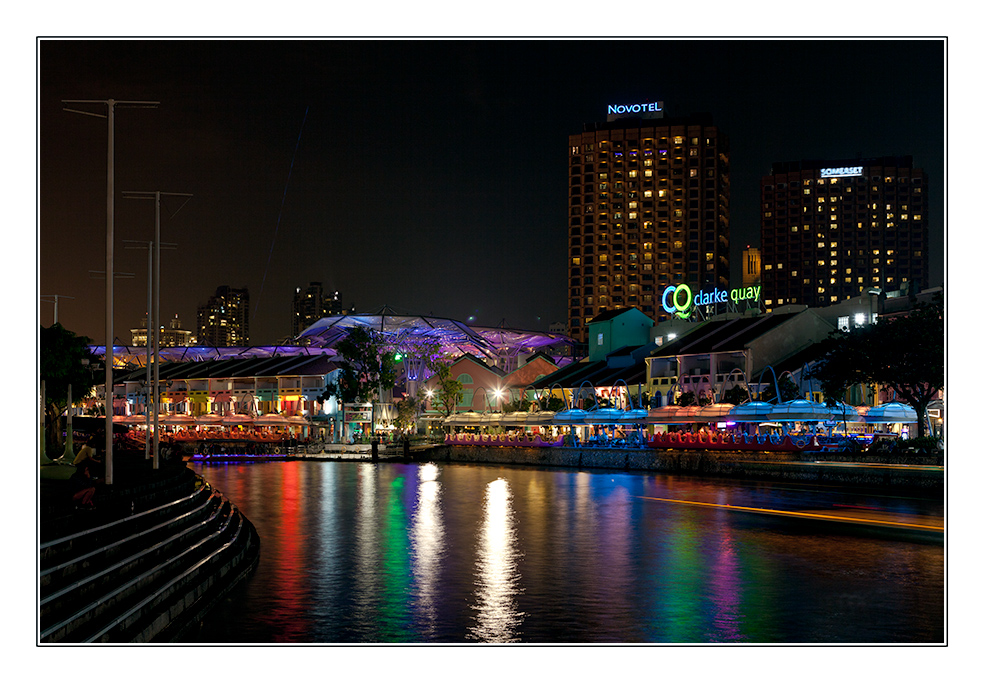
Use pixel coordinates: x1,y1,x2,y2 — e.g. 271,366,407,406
742,247,762,287
291,282,343,337
760,157,929,308
197,285,250,346
567,107,730,343
131,314,195,347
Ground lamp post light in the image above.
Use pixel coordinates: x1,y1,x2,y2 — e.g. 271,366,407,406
63,98,158,485
122,191,189,469
40,294,75,325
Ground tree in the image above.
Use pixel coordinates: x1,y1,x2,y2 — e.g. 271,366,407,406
809,293,943,438
722,385,750,405
41,324,100,450
758,375,800,403
426,353,463,419
331,326,398,438
394,395,420,435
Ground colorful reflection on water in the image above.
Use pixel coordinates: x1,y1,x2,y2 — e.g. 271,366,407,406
186,461,943,643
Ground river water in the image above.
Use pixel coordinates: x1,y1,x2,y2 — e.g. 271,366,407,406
184,459,944,644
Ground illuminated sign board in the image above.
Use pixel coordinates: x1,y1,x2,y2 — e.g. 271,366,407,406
820,166,864,178
607,101,664,121
661,283,762,319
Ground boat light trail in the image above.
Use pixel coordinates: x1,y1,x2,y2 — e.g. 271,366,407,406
636,496,944,532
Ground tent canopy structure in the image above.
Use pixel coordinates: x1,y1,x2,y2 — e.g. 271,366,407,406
296,312,571,363
96,312,572,368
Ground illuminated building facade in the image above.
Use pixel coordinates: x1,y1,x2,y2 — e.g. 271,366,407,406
760,156,929,308
196,285,249,346
742,247,761,287
567,110,731,344
291,282,343,337
130,314,195,348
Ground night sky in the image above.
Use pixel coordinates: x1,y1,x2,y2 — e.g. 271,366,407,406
39,38,945,346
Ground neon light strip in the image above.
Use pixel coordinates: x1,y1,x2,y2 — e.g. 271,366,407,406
636,496,943,532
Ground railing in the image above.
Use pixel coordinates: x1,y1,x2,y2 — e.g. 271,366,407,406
39,481,255,643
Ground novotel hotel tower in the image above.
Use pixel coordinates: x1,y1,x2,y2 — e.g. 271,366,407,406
759,156,929,309
567,106,731,343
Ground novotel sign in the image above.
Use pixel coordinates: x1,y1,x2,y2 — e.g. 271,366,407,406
607,101,664,120
662,283,762,319
820,166,864,178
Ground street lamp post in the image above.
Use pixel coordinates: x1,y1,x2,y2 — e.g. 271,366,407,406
123,191,191,469
63,98,158,486
40,294,75,325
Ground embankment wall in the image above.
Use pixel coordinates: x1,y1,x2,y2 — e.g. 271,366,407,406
422,445,943,491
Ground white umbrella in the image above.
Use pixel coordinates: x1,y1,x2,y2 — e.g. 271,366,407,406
527,411,556,425
500,411,529,426
618,408,650,424
554,408,588,424
696,403,736,422
649,405,703,423
864,402,918,424
480,412,501,428
196,413,223,425
254,413,289,426
727,401,775,422
444,411,483,426
584,408,625,424
222,413,253,426
827,402,861,422
769,399,833,422
161,413,196,425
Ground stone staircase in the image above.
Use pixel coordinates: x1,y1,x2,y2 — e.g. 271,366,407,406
39,465,259,643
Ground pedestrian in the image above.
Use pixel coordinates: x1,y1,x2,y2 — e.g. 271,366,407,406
70,462,97,509
72,433,104,479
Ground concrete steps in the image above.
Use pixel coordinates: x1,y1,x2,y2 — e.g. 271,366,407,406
39,467,259,643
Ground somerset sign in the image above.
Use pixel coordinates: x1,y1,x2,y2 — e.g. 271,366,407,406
820,166,864,178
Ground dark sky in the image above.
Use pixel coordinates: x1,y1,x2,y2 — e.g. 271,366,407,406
39,38,945,346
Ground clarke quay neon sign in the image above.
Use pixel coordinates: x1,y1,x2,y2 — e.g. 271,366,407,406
662,284,762,319
820,166,864,178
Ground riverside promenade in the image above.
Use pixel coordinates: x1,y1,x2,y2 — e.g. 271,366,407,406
188,441,944,492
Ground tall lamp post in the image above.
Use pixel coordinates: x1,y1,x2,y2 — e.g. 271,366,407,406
40,294,75,325
123,190,189,469
63,98,158,485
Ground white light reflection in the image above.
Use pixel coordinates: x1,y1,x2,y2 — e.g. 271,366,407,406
468,477,525,642
410,463,445,636
352,463,379,627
